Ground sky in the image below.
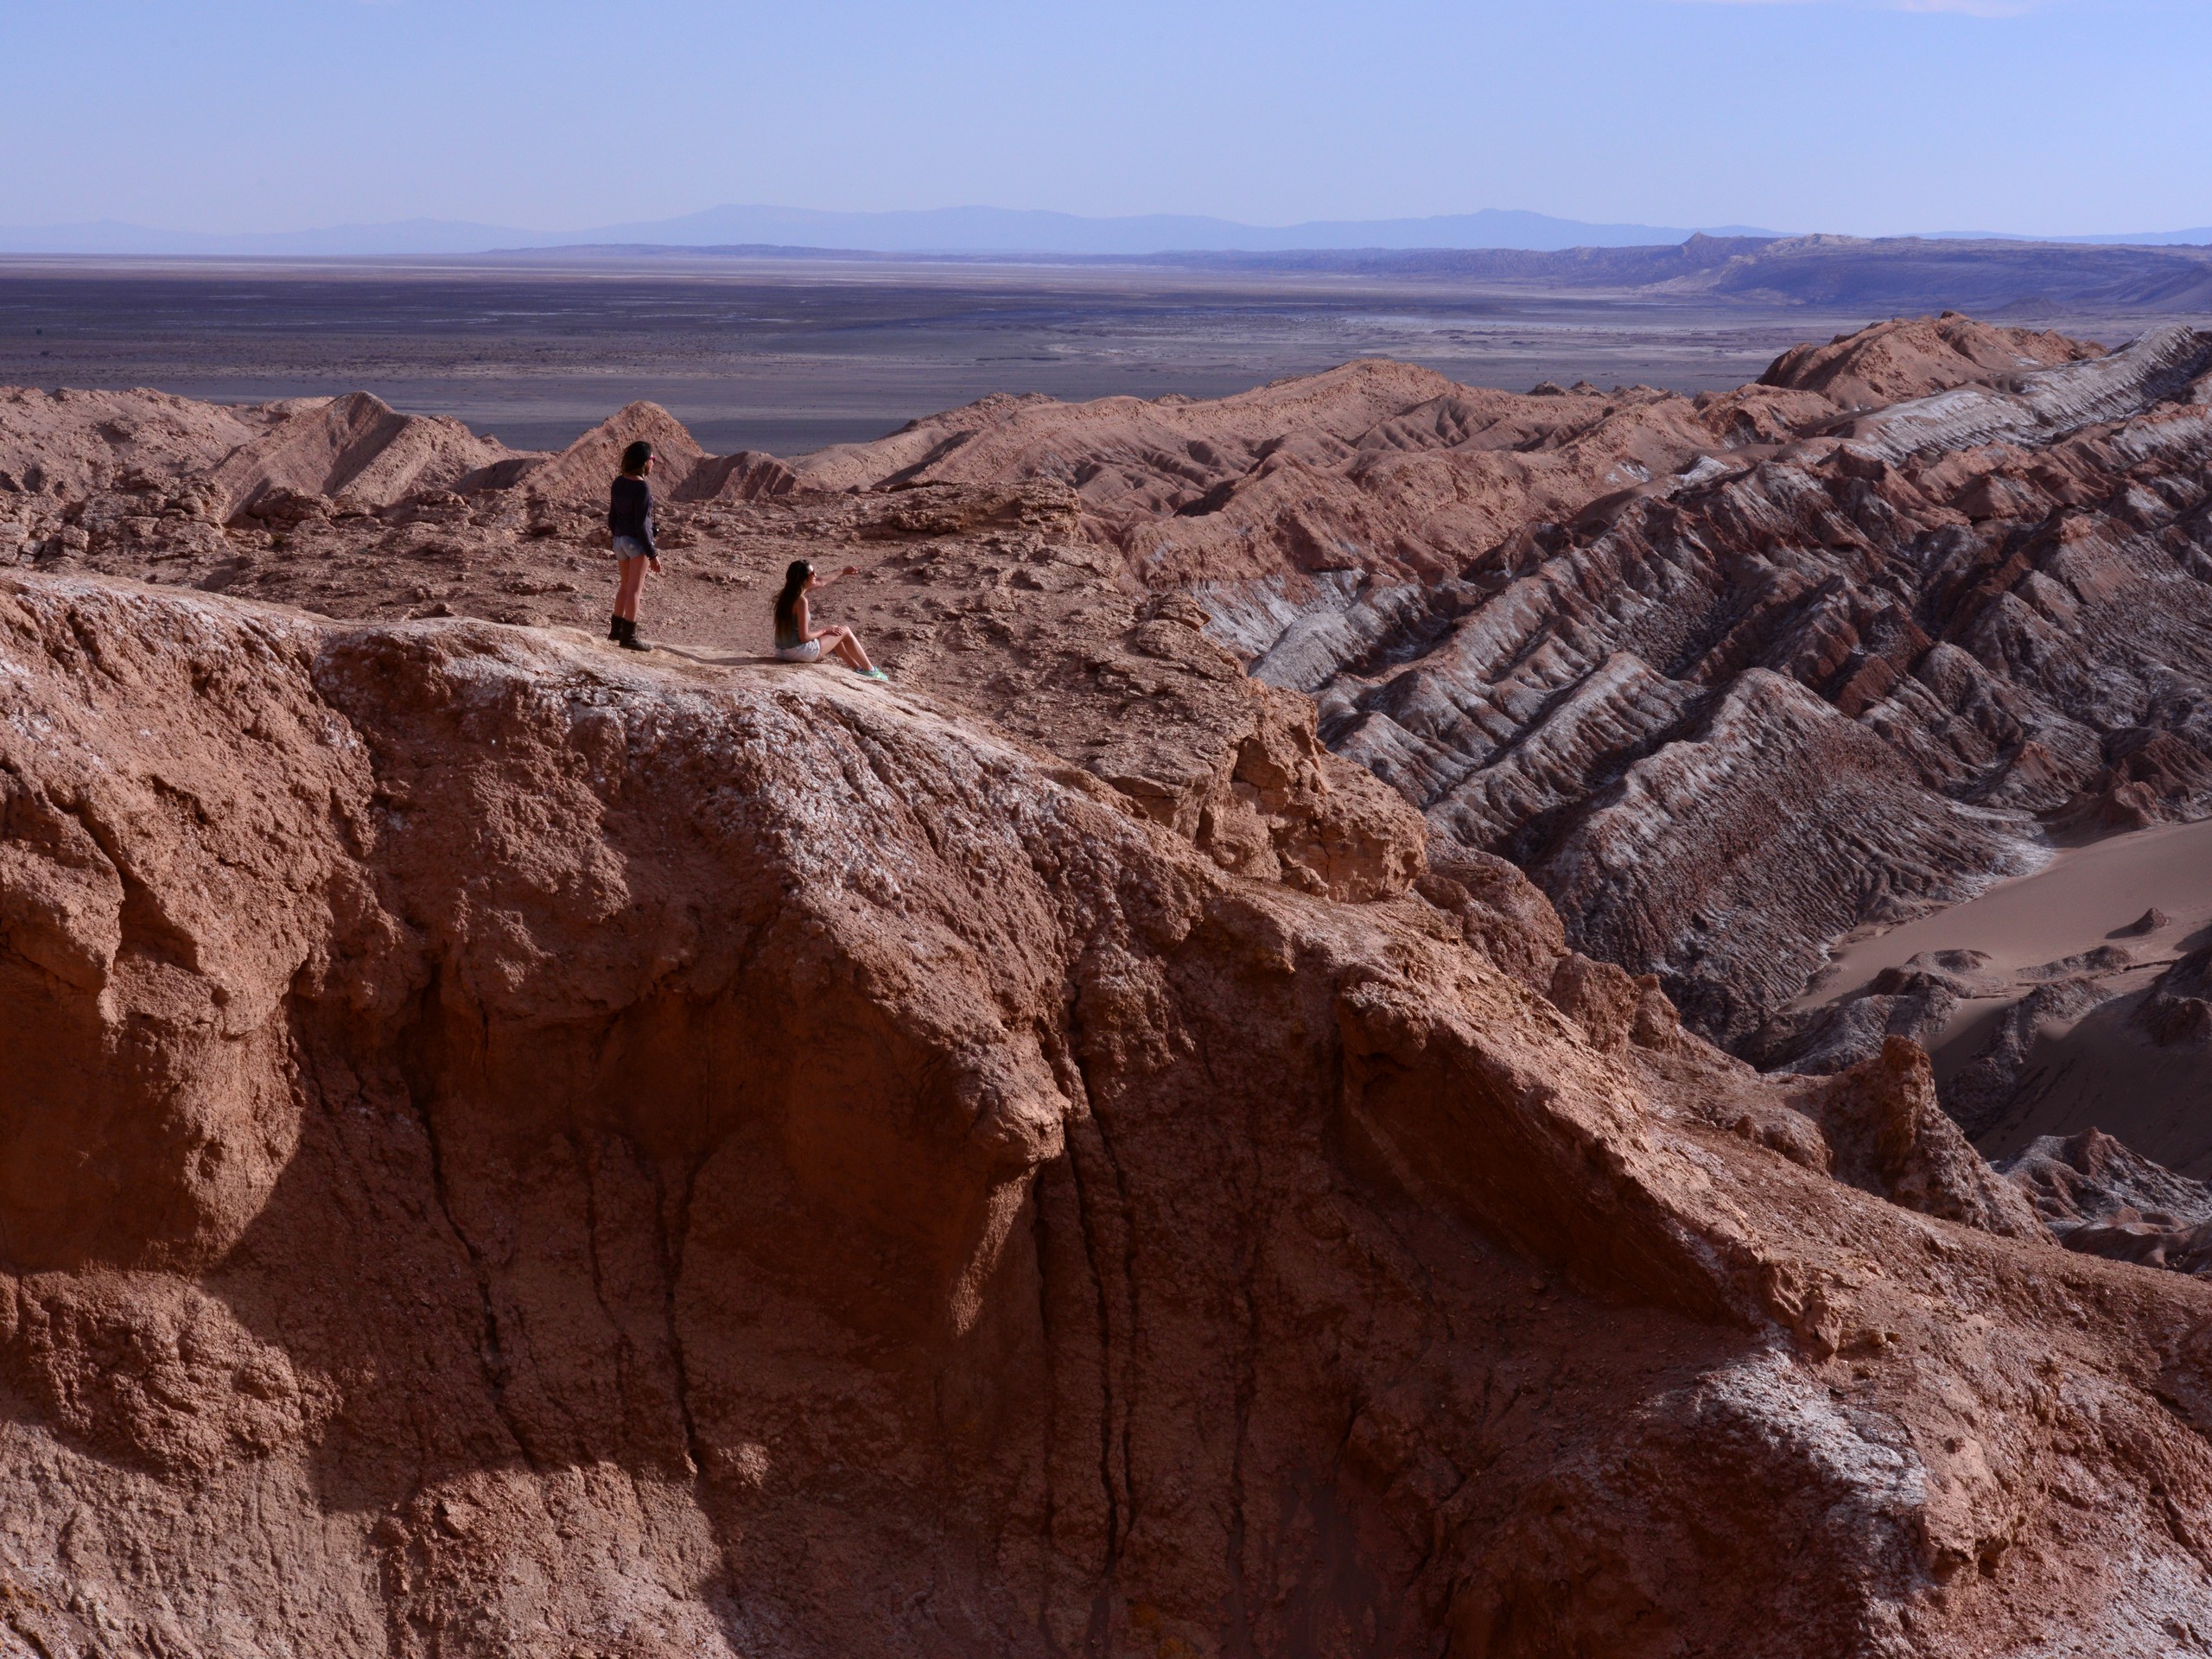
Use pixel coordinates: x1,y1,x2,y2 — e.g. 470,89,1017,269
3,0,2207,238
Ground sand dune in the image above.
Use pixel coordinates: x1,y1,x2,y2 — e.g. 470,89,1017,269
1791,817,2212,1170
1811,817,2212,1002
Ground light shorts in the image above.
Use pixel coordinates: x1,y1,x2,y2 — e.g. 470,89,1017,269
612,535,652,561
777,639,823,664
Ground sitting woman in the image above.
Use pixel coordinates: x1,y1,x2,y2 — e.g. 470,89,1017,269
773,559,887,680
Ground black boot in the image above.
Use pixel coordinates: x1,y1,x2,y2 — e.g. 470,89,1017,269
607,613,625,641
617,617,649,652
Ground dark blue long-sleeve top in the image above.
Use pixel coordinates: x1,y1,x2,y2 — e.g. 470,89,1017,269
607,474,656,554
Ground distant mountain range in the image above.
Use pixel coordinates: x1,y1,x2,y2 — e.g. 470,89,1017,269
0,205,2205,260
0,206,1768,257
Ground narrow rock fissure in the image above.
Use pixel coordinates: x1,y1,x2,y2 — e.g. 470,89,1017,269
402,976,542,1479
1087,1085,1142,1567
572,1129,633,1433
1220,1046,1265,1659
1029,1186,1071,1659
645,1138,718,1497
1062,1126,1122,1554
416,1092,540,1478
1057,1019,1130,1654
643,1135,751,1641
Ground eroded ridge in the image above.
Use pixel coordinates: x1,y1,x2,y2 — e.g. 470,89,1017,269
1213,323,2212,1051
4,571,2212,1654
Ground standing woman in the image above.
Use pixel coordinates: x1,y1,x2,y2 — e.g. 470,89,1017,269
607,439,660,651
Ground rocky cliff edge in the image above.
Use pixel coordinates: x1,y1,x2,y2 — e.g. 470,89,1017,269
4,571,2212,1654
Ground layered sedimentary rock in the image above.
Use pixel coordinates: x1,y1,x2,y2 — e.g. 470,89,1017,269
10,569,2212,1653
1295,329,2212,1047
753,317,2212,1062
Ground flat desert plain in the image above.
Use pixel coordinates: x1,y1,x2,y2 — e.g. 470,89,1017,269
0,249,2182,455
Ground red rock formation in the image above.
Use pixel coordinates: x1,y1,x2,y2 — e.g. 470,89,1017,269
10,569,2212,1651
518,398,708,504
1759,311,2102,411
206,391,529,520
792,358,1836,586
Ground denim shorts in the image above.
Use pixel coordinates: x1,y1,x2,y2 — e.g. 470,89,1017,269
612,535,652,561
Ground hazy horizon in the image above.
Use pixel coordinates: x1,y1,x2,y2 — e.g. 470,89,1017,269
6,1,2208,248
3,202,2208,262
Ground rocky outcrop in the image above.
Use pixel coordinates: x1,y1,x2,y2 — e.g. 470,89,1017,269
517,399,709,505
2139,946,2212,1046
0,385,539,574
1414,845,1569,992
0,385,264,502
1843,322,2212,464
10,570,2212,1653
207,391,528,520
2002,1129,2212,1275
1759,311,2104,411
1802,1038,2049,1241
1037,590,1426,902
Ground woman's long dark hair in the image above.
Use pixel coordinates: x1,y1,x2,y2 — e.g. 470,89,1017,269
773,559,812,644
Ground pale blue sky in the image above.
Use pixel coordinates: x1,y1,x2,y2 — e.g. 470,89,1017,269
5,0,2205,238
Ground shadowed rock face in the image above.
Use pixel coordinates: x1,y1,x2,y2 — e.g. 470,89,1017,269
10,570,2212,1654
